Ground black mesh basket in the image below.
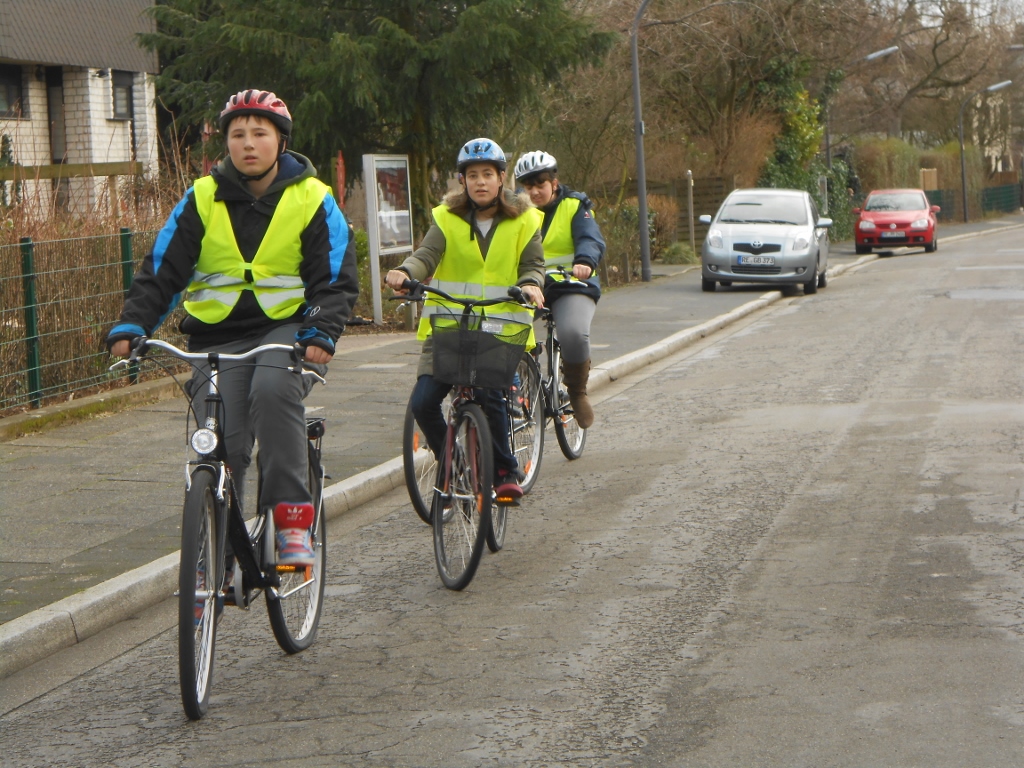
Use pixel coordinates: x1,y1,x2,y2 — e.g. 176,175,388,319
430,313,530,388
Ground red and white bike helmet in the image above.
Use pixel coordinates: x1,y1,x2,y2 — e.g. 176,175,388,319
218,89,293,137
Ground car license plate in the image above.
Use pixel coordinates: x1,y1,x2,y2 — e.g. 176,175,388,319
738,254,775,265
880,231,905,238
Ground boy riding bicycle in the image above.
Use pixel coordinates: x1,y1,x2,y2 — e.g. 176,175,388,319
385,138,545,499
107,89,359,566
513,151,606,428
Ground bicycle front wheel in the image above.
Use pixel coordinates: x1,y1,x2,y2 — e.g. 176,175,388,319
434,403,493,590
511,352,544,493
551,344,587,460
267,440,327,653
179,468,220,721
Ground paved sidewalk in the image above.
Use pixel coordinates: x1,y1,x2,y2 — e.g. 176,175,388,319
2,212,1021,677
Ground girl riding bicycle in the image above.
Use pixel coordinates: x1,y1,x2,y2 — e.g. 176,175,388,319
385,138,545,499
513,151,606,428
107,89,359,566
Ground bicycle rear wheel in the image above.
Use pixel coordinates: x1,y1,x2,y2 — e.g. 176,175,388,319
402,394,449,525
511,352,544,493
434,403,492,590
266,439,327,653
551,343,587,460
179,468,220,721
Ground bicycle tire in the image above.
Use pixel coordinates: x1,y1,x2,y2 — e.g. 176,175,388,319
486,496,508,553
402,395,444,525
267,440,327,653
178,468,220,721
511,352,544,494
433,403,492,590
550,342,587,460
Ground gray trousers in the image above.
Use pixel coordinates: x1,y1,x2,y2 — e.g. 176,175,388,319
550,292,597,364
189,323,319,512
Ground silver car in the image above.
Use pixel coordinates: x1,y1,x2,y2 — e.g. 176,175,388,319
699,188,832,294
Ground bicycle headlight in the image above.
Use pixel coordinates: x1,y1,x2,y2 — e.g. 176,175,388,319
191,428,218,455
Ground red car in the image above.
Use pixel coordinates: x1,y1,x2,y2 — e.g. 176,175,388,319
853,188,939,254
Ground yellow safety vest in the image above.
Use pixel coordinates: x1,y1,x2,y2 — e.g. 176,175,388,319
184,175,328,324
416,204,541,347
543,197,589,285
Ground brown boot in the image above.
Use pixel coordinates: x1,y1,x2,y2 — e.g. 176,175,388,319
562,360,594,429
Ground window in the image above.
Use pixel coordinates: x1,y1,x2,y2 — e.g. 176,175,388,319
112,70,133,119
0,64,23,118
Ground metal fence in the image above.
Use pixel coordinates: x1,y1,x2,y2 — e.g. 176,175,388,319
925,184,1021,222
0,229,188,416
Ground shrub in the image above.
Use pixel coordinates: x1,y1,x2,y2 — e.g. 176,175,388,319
659,241,697,264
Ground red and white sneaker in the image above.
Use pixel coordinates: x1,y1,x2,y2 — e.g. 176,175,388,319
273,502,316,567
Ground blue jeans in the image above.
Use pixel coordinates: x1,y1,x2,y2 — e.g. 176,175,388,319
409,374,517,475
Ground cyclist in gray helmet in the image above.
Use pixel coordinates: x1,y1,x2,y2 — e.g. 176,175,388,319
513,150,606,428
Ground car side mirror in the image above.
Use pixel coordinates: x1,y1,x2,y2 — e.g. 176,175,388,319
852,208,862,214
817,217,833,228
931,205,941,213
698,214,712,224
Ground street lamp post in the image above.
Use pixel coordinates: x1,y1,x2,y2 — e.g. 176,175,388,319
958,80,1012,223
825,45,899,171
630,0,655,282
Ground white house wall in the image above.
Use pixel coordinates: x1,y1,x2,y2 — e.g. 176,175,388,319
0,65,158,216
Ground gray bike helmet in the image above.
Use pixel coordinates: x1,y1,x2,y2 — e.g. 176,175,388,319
514,150,557,181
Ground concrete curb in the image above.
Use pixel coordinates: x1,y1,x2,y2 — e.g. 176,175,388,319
0,377,182,443
0,225,1017,678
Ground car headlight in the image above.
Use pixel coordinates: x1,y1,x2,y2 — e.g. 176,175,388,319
708,229,723,249
910,218,929,229
792,236,809,251
191,428,219,455
858,220,876,231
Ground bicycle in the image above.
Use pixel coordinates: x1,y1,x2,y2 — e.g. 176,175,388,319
111,337,327,720
398,294,543,530
395,278,537,589
533,267,588,460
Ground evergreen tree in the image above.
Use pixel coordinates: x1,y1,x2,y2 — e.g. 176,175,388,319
141,0,613,225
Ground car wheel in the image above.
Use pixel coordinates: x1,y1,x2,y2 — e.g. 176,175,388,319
924,236,937,253
855,244,872,255
804,263,818,294
817,268,828,289
701,278,716,292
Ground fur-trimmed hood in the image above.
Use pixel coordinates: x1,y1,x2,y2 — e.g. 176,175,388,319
441,187,535,218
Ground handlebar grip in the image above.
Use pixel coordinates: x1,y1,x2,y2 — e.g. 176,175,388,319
127,336,150,361
401,277,421,292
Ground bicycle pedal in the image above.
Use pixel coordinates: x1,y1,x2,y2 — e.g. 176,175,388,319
276,563,302,573
494,495,521,506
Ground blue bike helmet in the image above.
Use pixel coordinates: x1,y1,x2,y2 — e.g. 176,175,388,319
457,138,507,174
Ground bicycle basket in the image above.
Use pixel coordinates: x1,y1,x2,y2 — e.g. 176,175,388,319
430,313,530,388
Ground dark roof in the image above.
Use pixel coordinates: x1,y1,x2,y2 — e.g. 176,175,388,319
0,0,158,74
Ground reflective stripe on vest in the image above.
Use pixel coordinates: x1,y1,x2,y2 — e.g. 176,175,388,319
184,175,328,324
543,197,583,276
416,205,541,346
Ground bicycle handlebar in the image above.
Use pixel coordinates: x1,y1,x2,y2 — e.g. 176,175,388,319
393,278,535,312
108,337,327,384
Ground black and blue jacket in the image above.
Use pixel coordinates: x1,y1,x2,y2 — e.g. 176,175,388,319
107,151,359,353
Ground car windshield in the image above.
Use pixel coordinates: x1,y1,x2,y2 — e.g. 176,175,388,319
717,195,807,225
864,192,928,211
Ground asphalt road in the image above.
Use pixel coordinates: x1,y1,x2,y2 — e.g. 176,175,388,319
3,228,1024,765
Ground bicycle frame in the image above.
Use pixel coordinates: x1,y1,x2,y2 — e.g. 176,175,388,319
113,338,325,598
